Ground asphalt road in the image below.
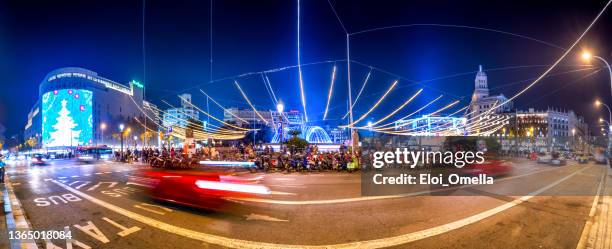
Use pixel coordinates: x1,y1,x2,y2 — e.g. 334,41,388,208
0,157,607,249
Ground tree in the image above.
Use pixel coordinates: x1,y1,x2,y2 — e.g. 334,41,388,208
47,99,81,147
285,136,309,151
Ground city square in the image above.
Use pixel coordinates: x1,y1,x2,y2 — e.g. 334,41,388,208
0,1,611,248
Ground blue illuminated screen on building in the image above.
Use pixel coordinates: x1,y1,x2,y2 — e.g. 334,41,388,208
42,89,93,147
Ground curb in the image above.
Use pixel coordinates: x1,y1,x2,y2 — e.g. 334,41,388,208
3,176,39,249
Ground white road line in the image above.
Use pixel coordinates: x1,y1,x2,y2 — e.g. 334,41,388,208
95,172,103,175
71,175,79,178
231,165,573,205
268,185,306,189
269,191,297,196
87,182,118,191
577,173,605,249
245,213,289,222
50,166,589,249
133,203,173,215
58,176,67,179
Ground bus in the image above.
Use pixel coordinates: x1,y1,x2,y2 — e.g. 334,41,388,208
76,146,114,162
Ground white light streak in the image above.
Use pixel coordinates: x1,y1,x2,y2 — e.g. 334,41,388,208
323,65,337,120
343,79,398,127
233,80,269,124
297,0,308,122
369,89,422,126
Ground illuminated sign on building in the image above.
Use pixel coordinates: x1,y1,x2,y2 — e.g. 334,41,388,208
42,89,93,147
47,72,133,95
130,80,144,89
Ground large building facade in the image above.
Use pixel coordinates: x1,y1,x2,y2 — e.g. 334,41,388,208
24,67,158,149
162,93,200,128
468,65,513,119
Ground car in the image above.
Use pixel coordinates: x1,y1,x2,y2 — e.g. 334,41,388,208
537,153,552,164
549,151,566,166
461,159,513,178
30,154,47,165
550,158,567,166
127,165,270,210
576,154,588,164
594,153,607,164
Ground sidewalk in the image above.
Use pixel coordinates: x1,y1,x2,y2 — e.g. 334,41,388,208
579,165,612,249
1,177,39,249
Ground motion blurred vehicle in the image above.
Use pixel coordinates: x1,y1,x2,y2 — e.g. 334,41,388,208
128,162,269,210
594,152,607,164
537,153,552,164
30,153,47,165
461,158,513,177
76,146,114,162
550,151,566,166
48,152,58,159
575,154,588,164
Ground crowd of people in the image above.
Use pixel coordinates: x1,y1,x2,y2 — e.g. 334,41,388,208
123,143,363,172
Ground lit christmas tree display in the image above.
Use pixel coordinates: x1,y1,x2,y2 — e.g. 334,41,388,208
42,89,93,147
46,99,81,147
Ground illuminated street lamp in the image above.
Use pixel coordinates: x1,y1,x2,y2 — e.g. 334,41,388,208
584,50,612,155
119,124,125,160
276,102,284,151
582,51,612,97
100,123,107,146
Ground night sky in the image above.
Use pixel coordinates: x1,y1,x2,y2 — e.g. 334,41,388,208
1,0,611,137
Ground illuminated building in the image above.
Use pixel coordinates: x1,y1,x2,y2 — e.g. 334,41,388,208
162,94,200,128
467,65,513,119
24,67,158,149
489,108,588,137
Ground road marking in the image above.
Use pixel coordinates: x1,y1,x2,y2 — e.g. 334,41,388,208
87,182,118,191
95,172,103,175
576,173,605,249
102,217,141,237
269,191,296,196
268,184,306,188
231,164,575,205
50,166,588,249
68,181,91,189
133,203,173,215
74,221,110,243
104,171,112,174
245,213,289,222
71,175,79,178
58,176,67,179
84,174,91,176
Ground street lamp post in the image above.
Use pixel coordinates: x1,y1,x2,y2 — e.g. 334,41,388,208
100,123,106,146
119,124,124,160
276,102,284,152
583,51,612,156
583,52,612,98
